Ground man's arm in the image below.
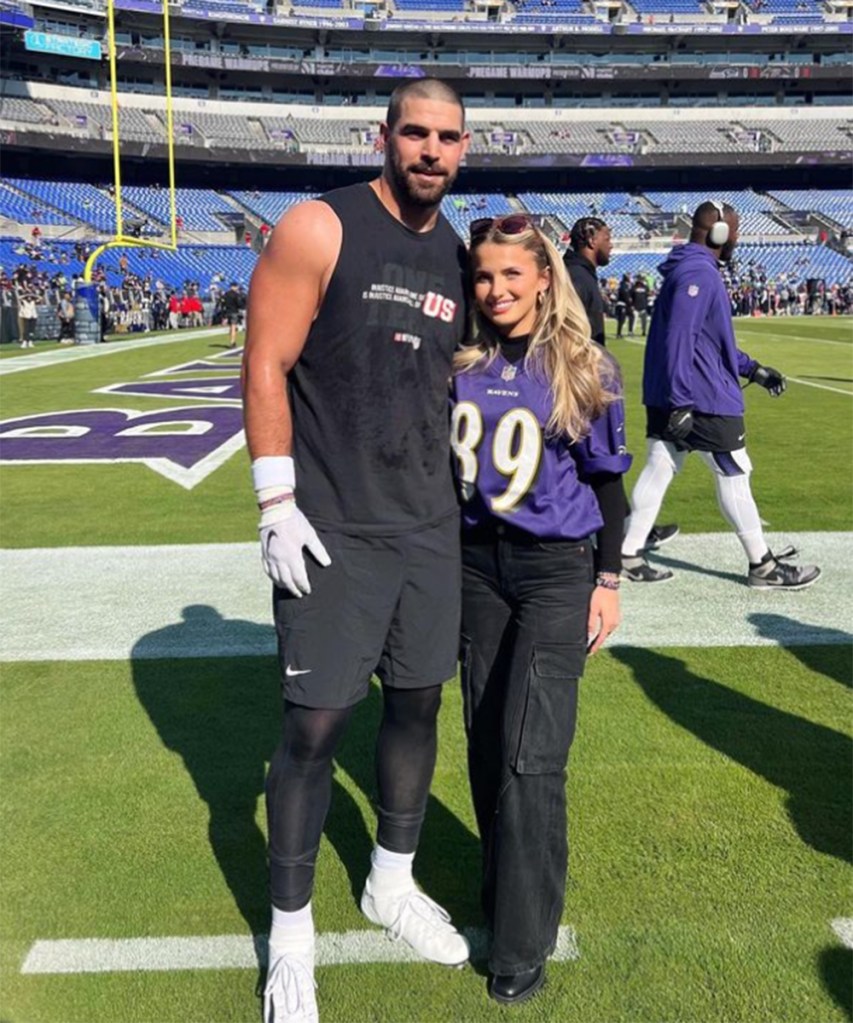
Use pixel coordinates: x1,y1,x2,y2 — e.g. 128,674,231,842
663,273,713,409
241,200,341,595
242,200,341,459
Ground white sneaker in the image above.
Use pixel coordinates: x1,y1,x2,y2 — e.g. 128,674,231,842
360,873,469,967
263,947,318,1023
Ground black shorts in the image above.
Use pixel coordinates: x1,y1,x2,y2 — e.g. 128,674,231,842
273,514,461,709
225,313,241,326
646,407,746,453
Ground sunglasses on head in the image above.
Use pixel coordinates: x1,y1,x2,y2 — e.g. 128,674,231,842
469,214,545,242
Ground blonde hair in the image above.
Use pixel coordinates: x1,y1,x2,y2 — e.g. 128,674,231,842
453,221,614,443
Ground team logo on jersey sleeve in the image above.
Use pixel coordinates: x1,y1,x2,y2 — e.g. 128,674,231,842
688,284,700,297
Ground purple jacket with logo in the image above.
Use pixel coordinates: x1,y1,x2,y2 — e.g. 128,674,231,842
643,243,757,415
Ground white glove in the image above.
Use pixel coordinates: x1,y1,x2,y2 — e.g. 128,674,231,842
259,496,331,597
252,457,330,598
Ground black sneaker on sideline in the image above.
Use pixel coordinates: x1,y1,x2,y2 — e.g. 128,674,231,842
622,558,674,583
643,523,680,551
747,552,821,590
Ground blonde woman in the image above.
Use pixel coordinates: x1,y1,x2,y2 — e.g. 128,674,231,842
451,215,631,1004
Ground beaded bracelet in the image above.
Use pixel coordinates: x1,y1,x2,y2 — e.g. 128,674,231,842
595,572,621,591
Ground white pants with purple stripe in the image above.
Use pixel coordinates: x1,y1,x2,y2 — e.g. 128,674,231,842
623,439,767,564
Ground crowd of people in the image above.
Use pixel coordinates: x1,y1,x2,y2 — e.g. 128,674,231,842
0,243,247,344
2,239,848,349
594,257,853,331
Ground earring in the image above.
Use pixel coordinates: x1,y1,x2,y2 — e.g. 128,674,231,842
536,291,546,307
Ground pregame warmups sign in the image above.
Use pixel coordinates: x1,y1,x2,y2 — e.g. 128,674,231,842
0,352,245,489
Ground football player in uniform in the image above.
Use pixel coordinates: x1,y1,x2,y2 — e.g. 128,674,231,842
242,78,471,1023
451,214,631,1004
621,201,820,589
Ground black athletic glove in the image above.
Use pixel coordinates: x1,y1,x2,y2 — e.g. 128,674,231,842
666,406,694,442
751,364,787,397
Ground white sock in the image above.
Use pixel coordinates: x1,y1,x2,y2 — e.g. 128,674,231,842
706,456,769,564
269,902,314,954
370,844,415,877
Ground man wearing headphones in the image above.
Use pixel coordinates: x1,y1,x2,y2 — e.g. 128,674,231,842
565,216,679,553
621,201,821,589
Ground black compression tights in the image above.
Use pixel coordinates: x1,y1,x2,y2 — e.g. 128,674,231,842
266,684,443,911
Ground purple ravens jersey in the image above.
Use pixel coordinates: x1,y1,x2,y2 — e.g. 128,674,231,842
451,352,632,540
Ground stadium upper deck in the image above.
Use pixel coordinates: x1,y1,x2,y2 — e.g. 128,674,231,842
1,0,850,192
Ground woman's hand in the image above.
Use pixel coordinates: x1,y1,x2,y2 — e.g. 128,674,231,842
587,586,620,655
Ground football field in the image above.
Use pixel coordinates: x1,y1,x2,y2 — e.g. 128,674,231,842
1,317,851,1023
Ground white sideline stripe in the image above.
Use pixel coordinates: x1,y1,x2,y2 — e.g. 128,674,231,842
0,533,850,662
20,926,579,975
735,329,853,348
617,338,852,396
0,328,229,376
782,376,853,397
831,919,853,949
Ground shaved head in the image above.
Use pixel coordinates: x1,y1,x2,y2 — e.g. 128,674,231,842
386,78,465,131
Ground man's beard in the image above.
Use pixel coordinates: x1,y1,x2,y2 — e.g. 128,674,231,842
387,146,456,209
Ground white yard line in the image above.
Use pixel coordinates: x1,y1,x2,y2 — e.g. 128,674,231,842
831,919,853,950
20,926,579,974
0,533,849,662
615,337,852,395
782,377,853,397
735,329,853,348
0,328,229,376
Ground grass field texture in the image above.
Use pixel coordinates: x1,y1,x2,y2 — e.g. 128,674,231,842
0,317,851,1022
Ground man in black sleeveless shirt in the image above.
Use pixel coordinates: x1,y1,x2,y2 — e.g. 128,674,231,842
242,79,470,1023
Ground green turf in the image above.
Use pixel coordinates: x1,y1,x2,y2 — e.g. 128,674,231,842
0,326,226,358
1,319,852,546
1,650,850,1022
1,317,851,1022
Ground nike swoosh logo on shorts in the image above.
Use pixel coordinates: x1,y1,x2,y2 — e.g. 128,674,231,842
285,665,312,677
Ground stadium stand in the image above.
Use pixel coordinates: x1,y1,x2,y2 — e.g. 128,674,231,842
121,187,240,232
607,241,852,285
0,95,52,124
228,190,318,223
3,179,154,235
524,123,621,154
643,190,780,213
0,236,258,291
440,194,516,238
767,189,853,226
745,119,853,150
627,122,748,155
0,183,75,227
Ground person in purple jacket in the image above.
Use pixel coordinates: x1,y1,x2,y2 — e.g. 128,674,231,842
621,201,820,589
451,214,632,1005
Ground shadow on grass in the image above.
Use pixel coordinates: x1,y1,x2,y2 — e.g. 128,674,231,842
818,945,853,1022
330,682,482,929
651,552,745,586
611,647,853,866
748,613,853,689
131,610,280,942
131,606,481,967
